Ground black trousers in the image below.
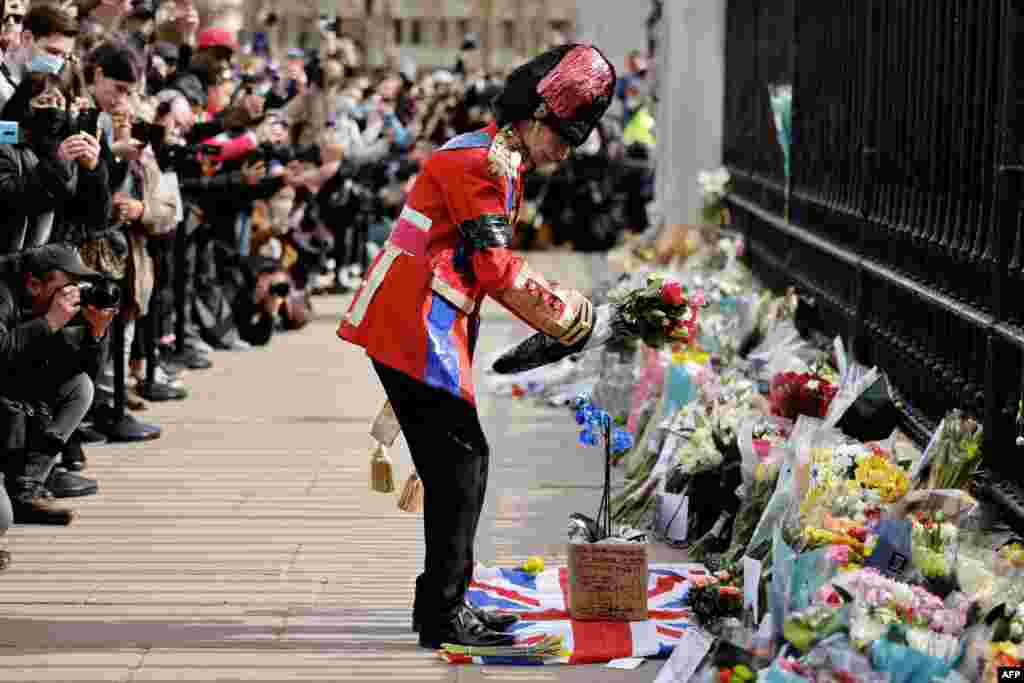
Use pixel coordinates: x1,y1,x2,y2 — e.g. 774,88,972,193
373,361,489,625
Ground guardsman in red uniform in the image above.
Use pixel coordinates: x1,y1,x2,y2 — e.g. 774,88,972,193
338,44,616,649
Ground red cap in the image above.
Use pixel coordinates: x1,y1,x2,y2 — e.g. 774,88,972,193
197,28,238,51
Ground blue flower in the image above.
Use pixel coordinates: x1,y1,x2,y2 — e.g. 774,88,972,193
575,409,587,425
610,428,635,455
594,410,612,430
579,428,598,447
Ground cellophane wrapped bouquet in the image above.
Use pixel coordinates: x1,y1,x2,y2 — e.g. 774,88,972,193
913,410,983,492
491,272,706,376
722,415,792,565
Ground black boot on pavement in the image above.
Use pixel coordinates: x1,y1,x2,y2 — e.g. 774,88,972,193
10,481,74,525
417,604,516,650
46,467,98,498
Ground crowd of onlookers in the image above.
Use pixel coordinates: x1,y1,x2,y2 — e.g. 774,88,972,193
0,0,657,570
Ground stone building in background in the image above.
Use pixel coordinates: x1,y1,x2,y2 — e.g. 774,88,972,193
193,0,576,71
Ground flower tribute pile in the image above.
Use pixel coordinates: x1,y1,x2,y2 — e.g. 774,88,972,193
482,172,1022,680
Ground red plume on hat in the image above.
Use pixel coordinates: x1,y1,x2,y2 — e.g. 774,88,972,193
492,43,616,147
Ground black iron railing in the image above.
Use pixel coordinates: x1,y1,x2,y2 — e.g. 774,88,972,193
724,0,1024,493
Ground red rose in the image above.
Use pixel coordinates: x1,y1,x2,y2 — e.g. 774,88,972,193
660,281,686,306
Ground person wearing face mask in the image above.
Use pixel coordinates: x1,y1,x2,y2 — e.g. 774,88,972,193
337,44,617,650
0,4,79,112
0,66,110,254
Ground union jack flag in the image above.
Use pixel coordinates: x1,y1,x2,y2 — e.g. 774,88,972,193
442,562,705,665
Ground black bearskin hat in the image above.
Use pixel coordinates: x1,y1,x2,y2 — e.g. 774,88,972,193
492,43,616,148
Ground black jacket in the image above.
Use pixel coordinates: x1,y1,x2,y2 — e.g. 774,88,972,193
0,143,112,253
0,277,106,403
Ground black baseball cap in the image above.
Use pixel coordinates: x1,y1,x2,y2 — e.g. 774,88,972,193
22,245,100,279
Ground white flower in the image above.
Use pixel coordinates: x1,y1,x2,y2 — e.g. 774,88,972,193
834,452,854,472
697,167,731,198
712,168,731,190
940,523,958,545
1011,621,1023,640
892,583,915,606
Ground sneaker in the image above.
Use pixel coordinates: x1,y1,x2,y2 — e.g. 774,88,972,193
138,380,188,402
167,349,212,371
46,468,98,498
98,413,162,443
11,484,74,525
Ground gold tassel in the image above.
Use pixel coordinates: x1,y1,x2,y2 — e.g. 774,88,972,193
397,470,424,513
370,443,395,493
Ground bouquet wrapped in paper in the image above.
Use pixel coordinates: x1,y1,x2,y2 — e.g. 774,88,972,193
722,416,792,564
491,273,706,375
829,568,969,663
686,569,745,631
766,636,889,683
769,371,838,422
912,410,983,492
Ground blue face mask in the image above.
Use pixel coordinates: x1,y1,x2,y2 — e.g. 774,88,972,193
26,52,64,76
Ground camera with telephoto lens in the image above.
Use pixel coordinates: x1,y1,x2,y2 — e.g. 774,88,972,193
78,280,121,310
152,124,223,174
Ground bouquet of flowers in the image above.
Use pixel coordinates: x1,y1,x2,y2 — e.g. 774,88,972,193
769,371,839,421
990,602,1024,644
911,511,960,596
722,417,792,563
915,410,983,491
788,439,907,550
675,411,725,477
831,568,968,661
782,605,850,653
491,274,706,375
687,569,745,630
608,274,706,349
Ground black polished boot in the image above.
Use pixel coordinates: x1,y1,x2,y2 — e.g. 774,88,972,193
413,601,519,633
418,604,516,650
468,603,519,632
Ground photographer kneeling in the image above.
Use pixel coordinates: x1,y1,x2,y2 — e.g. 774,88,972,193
0,245,116,525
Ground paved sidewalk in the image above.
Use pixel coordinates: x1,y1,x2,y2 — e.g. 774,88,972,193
0,254,680,682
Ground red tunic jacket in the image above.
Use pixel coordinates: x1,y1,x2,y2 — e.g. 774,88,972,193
337,124,525,404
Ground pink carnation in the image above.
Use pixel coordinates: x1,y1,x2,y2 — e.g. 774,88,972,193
827,544,851,565
690,289,707,307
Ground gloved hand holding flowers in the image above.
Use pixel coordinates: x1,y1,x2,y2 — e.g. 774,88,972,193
492,274,706,375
